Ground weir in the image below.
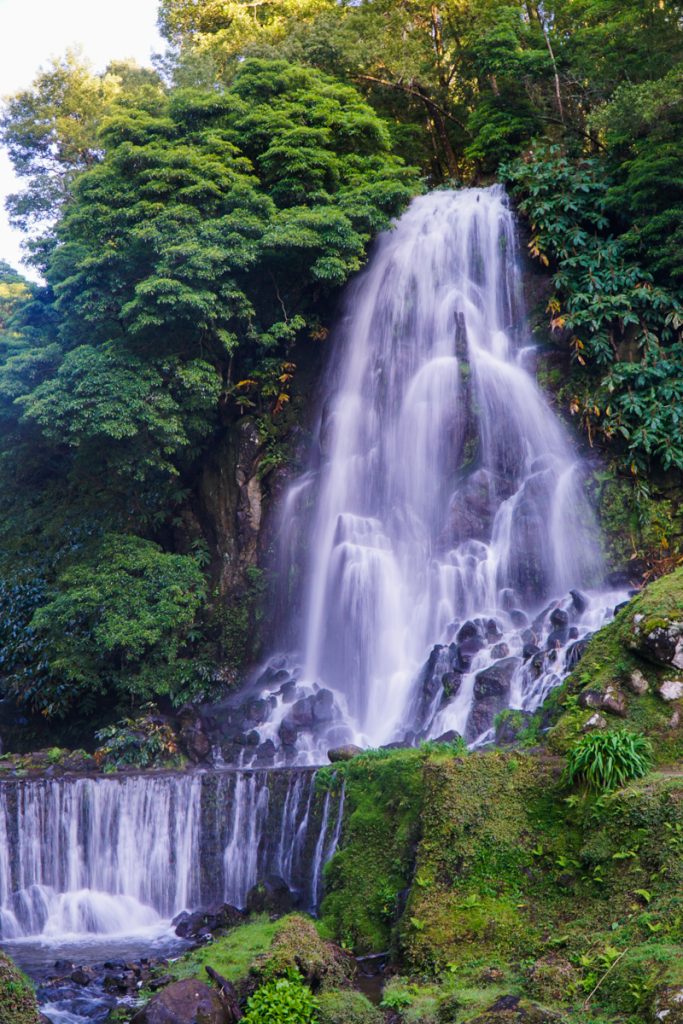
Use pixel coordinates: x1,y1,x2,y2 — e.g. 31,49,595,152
0,769,343,941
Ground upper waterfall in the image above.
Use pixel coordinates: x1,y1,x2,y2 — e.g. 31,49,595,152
227,187,623,763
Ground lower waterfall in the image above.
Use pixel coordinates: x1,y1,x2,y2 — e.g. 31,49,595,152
0,769,343,941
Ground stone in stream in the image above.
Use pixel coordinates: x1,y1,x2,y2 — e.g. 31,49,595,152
131,979,231,1024
549,607,569,629
172,903,244,939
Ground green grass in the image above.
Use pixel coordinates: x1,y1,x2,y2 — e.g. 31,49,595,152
165,914,279,984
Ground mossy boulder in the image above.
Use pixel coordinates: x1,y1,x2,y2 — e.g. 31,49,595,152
255,914,353,990
317,989,383,1024
524,955,577,1004
540,568,683,763
465,995,566,1023
0,951,41,1024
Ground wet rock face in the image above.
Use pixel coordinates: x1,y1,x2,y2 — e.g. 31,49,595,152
246,875,294,917
177,706,212,764
466,657,521,740
131,979,230,1024
195,417,264,598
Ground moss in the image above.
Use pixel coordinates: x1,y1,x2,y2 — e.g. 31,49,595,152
319,743,682,1021
256,914,353,990
539,568,683,764
317,988,383,1024
320,747,428,953
0,951,40,1024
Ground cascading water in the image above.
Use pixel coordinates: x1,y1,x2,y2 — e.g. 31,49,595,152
0,770,343,943
246,186,625,762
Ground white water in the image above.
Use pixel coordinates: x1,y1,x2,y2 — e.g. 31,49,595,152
0,770,343,943
256,187,624,758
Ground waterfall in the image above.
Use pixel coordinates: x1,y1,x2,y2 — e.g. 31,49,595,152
0,769,343,941
254,186,623,761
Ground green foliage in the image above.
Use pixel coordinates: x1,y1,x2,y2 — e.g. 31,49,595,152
162,914,279,985
320,748,427,953
242,970,319,1024
563,730,654,793
0,57,415,735
94,706,182,769
11,534,207,718
503,144,683,474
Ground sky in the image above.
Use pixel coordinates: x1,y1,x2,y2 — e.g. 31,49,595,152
0,0,163,278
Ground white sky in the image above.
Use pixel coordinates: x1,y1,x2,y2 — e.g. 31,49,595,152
0,0,163,278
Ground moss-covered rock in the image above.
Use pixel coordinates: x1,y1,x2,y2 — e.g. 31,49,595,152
464,995,567,1023
319,748,427,953
0,951,41,1024
524,956,577,1004
537,568,683,764
317,988,383,1024
256,914,353,991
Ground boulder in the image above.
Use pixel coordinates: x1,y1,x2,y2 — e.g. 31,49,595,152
313,688,335,723
278,717,298,746
495,711,532,746
581,712,607,732
601,685,627,717
173,904,244,939
658,680,683,701
570,589,588,614
466,994,567,1023
549,608,569,629
651,985,683,1024
630,617,683,671
625,669,649,695
246,875,294,917
473,658,520,700
131,979,230,1024
290,696,315,728
433,730,462,745
491,642,510,660
328,744,364,763
177,706,212,765
467,658,520,740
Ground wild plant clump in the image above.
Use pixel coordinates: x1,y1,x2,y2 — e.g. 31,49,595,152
563,729,653,792
242,971,319,1024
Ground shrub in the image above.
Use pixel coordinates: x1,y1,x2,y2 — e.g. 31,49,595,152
242,971,319,1024
563,729,653,792
94,705,181,769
